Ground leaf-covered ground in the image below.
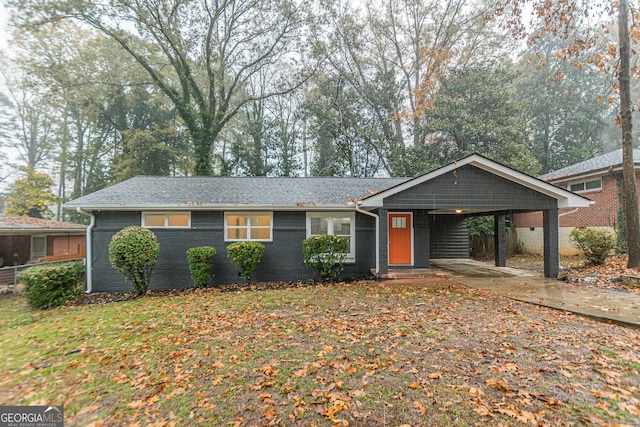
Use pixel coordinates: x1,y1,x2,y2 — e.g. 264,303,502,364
508,254,640,297
1,278,639,426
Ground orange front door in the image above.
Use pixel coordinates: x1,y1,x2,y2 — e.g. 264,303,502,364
388,213,412,265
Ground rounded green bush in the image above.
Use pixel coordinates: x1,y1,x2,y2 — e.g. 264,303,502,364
18,261,84,309
109,226,160,296
303,234,348,279
186,246,217,287
227,241,265,282
569,227,615,266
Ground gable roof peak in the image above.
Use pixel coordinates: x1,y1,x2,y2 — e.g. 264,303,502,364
359,153,592,209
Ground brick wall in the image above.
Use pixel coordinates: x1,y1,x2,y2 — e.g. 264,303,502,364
513,170,640,254
51,234,85,256
513,171,640,229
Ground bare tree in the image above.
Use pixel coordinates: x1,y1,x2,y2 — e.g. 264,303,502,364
8,0,316,175
0,64,55,169
317,0,513,176
497,0,640,268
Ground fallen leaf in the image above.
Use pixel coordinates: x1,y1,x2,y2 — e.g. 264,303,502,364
414,400,427,415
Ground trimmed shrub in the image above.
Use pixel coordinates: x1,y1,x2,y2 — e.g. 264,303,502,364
18,261,84,309
227,242,265,282
569,227,615,266
303,235,348,279
109,226,160,296
186,246,217,287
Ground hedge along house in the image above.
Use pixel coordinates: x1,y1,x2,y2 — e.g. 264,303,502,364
64,154,592,293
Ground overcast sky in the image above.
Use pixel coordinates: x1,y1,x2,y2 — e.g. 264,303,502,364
0,2,8,50
0,1,21,192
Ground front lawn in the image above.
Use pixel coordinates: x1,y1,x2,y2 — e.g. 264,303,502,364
1,278,639,426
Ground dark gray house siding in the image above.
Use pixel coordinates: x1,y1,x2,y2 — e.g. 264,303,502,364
430,215,469,259
413,210,430,268
90,210,377,292
382,165,558,211
92,211,142,292
66,154,593,290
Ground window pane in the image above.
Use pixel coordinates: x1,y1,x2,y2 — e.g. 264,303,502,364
251,215,271,227
586,180,601,190
168,214,189,227
333,217,351,235
251,227,271,240
145,214,165,227
227,215,246,226
570,183,584,192
227,227,247,240
32,236,46,259
311,217,328,235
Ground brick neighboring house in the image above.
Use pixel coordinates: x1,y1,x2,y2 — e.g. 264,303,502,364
513,149,640,255
0,216,86,267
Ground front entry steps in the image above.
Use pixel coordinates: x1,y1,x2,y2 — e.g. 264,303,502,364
373,268,448,279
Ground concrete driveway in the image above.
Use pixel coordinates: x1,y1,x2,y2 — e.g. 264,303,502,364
430,259,640,328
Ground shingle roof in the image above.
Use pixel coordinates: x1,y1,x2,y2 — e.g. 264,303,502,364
539,149,640,181
0,215,86,232
63,176,411,210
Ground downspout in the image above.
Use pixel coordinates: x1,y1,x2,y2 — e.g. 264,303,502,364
76,207,95,293
355,201,380,274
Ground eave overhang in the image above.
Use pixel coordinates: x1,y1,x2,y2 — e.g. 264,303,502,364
62,203,358,212
359,154,594,209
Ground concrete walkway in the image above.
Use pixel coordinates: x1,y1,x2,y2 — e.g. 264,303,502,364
430,259,640,328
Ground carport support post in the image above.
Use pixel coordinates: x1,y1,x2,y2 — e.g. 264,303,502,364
379,208,389,275
494,213,506,267
543,208,559,278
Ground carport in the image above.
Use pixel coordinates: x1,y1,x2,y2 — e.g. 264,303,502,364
357,154,593,278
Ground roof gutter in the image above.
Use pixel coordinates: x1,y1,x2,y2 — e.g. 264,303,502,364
355,202,380,274
62,203,357,211
75,207,95,294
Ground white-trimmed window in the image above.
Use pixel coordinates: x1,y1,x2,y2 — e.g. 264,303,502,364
31,236,47,260
225,212,273,241
569,179,602,193
142,212,191,228
306,212,355,261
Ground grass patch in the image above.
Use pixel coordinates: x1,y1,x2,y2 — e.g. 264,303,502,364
1,279,639,426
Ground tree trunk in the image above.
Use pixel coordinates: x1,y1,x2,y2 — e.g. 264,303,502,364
618,0,640,267
193,125,218,176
